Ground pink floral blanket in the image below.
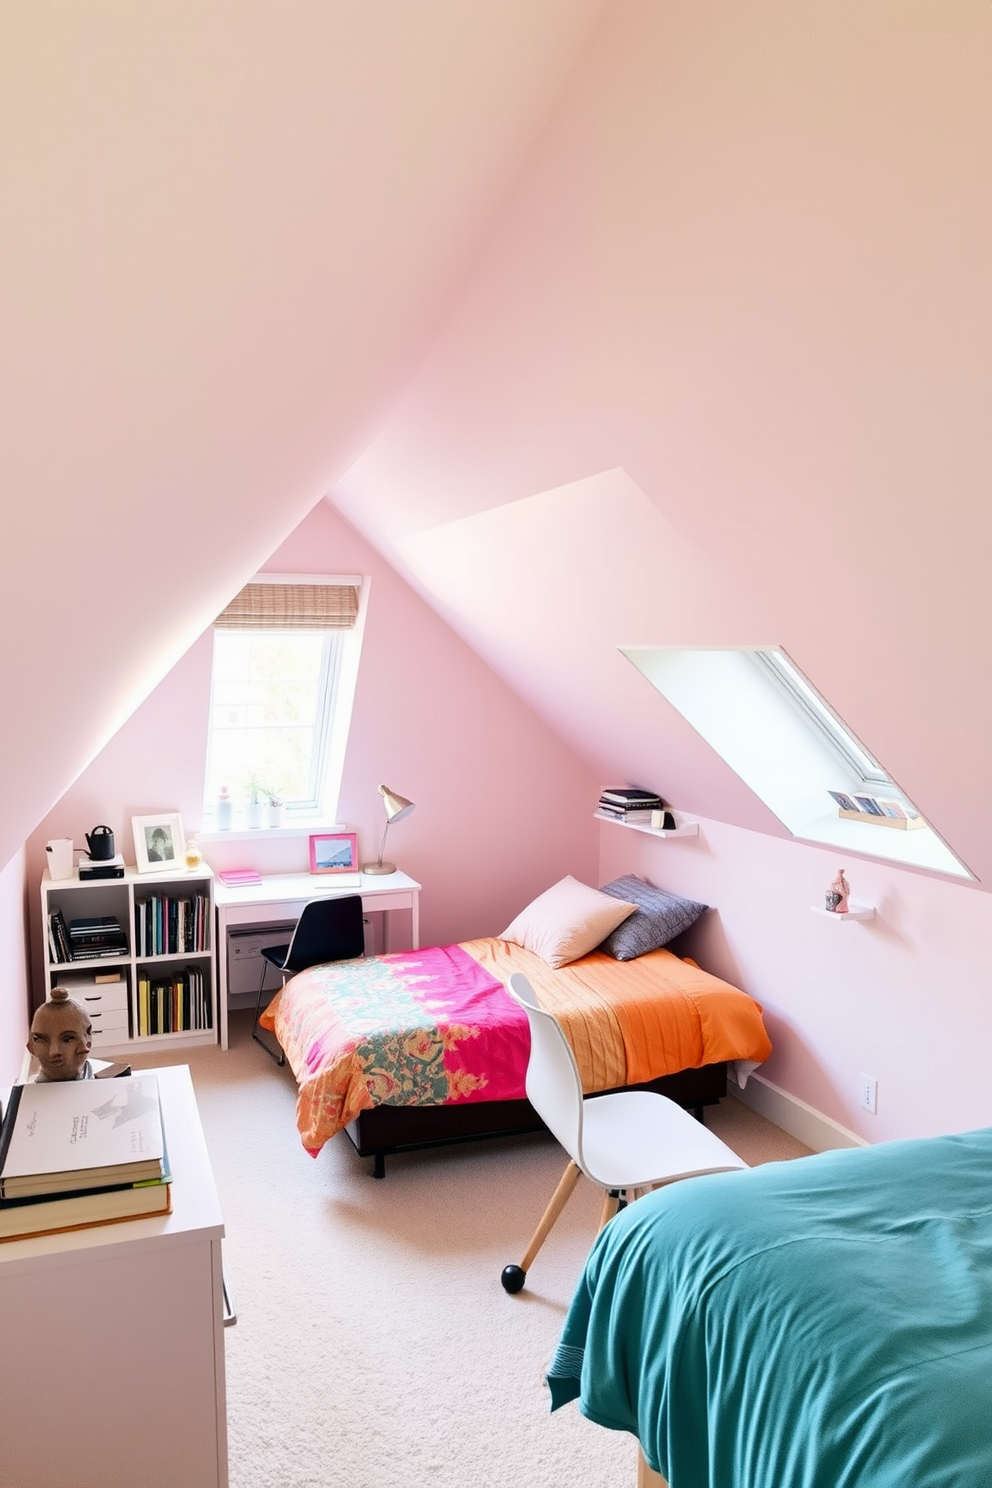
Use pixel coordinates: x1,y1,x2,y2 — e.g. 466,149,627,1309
260,942,532,1155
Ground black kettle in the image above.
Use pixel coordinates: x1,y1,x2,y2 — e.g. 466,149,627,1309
85,824,115,861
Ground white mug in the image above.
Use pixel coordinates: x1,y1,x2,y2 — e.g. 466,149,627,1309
46,838,75,880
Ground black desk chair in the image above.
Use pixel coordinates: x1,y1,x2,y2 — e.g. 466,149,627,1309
251,895,366,1064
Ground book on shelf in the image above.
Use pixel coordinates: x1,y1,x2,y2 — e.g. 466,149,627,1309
599,788,666,808
77,853,126,880
0,1169,172,1242
0,1074,165,1199
67,915,128,960
133,892,210,957
831,789,924,829
597,803,660,817
47,910,72,964
136,966,211,1037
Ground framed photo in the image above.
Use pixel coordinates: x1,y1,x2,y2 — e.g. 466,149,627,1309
132,813,186,873
309,831,359,875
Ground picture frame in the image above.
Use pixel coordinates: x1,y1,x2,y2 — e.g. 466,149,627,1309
132,812,186,873
309,831,359,875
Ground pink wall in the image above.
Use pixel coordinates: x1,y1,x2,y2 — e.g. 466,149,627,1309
0,849,29,1085
335,0,992,886
599,819,992,1142
7,4,992,1143
0,3,608,870
24,501,600,1001
328,1,992,1140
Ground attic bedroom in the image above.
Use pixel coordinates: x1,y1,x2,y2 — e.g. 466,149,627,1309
2,3,990,1486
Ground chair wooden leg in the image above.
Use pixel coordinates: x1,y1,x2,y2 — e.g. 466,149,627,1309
518,1160,583,1274
251,966,285,1065
598,1189,623,1232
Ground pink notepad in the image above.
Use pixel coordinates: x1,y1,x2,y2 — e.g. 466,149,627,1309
218,869,263,885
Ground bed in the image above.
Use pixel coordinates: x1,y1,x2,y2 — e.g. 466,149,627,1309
547,1127,992,1488
257,930,772,1176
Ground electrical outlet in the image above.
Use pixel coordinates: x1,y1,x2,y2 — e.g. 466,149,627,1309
859,1073,878,1114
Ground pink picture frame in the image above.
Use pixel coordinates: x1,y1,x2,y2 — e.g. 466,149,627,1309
309,831,359,875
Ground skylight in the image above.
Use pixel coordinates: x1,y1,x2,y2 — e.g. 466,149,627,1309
621,646,973,880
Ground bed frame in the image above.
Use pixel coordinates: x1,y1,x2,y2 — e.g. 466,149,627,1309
344,1060,728,1178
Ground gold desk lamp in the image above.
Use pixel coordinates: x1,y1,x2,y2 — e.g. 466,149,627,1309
362,785,415,875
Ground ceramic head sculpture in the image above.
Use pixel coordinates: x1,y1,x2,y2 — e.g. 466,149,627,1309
27,986,94,1081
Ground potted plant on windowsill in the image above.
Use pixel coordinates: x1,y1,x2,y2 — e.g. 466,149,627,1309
244,775,267,830
267,790,285,828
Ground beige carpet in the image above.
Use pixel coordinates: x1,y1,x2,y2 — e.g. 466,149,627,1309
131,1015,810,1488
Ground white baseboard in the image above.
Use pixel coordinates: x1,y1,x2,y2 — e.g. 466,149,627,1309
734,1072,866,1152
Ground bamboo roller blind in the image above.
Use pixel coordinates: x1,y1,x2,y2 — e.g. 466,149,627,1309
215,582,359,630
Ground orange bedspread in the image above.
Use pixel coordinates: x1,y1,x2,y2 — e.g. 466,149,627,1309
261,937,771,1157
466,939,772,1092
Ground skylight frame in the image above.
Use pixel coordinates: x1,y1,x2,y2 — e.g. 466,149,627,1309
750,649,895,794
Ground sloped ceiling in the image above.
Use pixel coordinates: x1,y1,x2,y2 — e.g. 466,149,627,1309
4,1,991,890
333,0,992,888
0,0,608,866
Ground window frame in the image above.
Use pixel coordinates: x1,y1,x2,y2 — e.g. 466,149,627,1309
202,572,366,827
749,648,896,795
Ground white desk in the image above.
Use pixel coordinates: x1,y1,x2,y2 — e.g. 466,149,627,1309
214,869,421,1049
0,1065,228,1488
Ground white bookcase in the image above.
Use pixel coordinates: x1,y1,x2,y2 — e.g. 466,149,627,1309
40,864,217,1053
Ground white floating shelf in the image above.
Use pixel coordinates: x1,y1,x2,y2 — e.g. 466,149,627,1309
810,902,876,922
594,811,699,839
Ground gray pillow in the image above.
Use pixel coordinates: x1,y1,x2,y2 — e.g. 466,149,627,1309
597,875,708,960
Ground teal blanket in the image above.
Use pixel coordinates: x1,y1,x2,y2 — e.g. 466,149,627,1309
548,1129,992,1487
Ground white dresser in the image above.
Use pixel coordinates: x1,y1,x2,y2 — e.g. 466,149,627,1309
0,1065,228,1488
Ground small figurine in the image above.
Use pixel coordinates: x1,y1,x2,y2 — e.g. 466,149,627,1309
27,986,94,1081
825,867,851,914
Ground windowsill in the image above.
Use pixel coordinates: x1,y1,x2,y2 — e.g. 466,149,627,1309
198,821,347,845
795,811,973,880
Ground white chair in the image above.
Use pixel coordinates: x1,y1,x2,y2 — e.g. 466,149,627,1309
500,972,747,1293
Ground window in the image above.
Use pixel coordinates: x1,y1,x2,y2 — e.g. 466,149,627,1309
749,649,896,795
203,576,365,823
621,645,973,880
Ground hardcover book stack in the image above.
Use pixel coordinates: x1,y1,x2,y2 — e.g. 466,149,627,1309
69,914,129,960
597,788,674,828
0,1074,171,1242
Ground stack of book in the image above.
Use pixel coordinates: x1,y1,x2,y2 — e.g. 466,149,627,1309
77,851,126,880
597,787,671,825
67,915,129,961
0,1074,171,1242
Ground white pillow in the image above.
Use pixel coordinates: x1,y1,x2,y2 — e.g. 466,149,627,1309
501,876,638,969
